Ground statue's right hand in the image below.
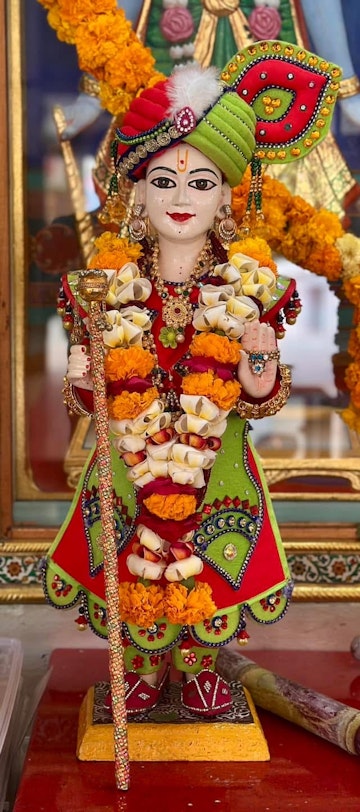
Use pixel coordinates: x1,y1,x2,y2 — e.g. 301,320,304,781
67,345,93,389
60,93,102,140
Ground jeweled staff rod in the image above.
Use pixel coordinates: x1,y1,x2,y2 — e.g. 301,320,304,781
77,269,130,791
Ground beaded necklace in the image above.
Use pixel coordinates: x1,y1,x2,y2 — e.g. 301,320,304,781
149,238,214,346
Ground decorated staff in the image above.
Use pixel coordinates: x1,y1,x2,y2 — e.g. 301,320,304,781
77,269,130,791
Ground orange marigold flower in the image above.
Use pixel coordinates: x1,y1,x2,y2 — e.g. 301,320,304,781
99,83,133,117
262,174,293,206
105,41,156,95
185,582,217,624
143,494,197,521
229,236,277,274
345,362,360,388
343,276,360,307
76,19,129,77
119,582,164,627
48,8,76,43
164,582,217,625
163,583,188,624
287,195,315,223
340,406,360,433
348,330,360,359
58,0,116,25
105,347,154,382
190,333,241,365
352,386,360,409
306,246,342,282
88,234,143,271
108,388,158,420
307,210,344,243
182,372,241,411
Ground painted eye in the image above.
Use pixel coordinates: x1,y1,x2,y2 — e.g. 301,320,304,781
151,177,176,189
188,179,216,191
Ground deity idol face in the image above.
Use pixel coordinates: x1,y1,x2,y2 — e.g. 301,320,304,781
137,144,230,245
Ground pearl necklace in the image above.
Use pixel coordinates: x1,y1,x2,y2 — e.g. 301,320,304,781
150,239,214,345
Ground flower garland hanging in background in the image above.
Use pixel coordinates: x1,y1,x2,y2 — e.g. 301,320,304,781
37,0,164,115
232,170,360,434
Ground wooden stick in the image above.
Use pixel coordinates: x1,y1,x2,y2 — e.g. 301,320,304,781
218,650,360,756
77,269,130,790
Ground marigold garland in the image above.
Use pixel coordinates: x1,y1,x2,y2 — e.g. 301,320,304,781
232,170,360,436
163,583,217,625
37,0,163,116
119,581,217,626
232,170,345,282
189,333,241,365
143,493,197,522
182,371,241,412
108,387,159,420
229,236,278,274
119,581,164,628
88,234,143,269
105,346,154,382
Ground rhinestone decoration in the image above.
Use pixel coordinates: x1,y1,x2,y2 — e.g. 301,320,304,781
173,105,197,134
224,543,238,561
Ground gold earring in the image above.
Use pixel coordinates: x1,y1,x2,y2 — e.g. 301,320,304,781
238,156,264,237
218,204,237,246
128,204,147,242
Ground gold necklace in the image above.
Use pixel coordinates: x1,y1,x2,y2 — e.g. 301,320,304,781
150,239,213,347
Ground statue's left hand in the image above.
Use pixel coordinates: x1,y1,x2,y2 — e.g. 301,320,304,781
237,321,278,399
59,93,103,140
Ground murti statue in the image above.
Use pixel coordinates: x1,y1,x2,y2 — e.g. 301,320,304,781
42,40,340,717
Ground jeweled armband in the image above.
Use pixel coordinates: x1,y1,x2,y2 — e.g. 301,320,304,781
236,364,291,420
62,376,92,417
338,75,360,99
79,73,101,98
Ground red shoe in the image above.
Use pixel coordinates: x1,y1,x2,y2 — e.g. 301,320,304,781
181,669,232,717
104,665,169,717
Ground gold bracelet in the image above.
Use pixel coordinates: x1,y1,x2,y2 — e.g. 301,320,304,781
236,363,292,420
62,376,93,417
338,75,360,99
79,73,101,98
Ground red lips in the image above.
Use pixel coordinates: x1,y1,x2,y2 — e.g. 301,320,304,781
167,212,195,222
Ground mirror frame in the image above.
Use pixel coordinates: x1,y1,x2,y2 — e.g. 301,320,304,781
1,0,360,604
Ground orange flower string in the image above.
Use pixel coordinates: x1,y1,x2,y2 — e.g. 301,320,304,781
189,333,241,365
164,582,217,625
182,372,241,411
88,234,143,269
105,346,154,382
37,1,163,115
119,581,218,626
143,494,197,521
229,235,278,274
119,582,164,627
231,171,346,281
108,388,159,420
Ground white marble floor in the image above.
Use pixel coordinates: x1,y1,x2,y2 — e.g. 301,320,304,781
2,600,360,691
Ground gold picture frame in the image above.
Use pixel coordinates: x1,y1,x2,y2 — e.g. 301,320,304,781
1,0,360,603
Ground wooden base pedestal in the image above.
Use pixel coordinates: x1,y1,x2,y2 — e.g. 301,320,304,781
77,679,270,762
